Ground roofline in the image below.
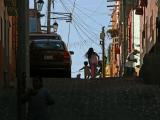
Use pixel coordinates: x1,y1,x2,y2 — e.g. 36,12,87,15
29,32,61,36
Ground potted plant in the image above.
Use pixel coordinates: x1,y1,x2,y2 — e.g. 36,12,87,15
107,28,119,38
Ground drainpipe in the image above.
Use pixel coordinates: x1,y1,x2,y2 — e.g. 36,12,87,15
16,0,29,119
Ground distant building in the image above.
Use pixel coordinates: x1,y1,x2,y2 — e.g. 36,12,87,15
29,9,41,33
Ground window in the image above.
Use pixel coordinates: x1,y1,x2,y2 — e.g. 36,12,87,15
29,17,37,32
31,41,65,50
29,35,61,40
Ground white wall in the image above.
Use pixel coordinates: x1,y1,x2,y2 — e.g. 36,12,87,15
132,10,140,67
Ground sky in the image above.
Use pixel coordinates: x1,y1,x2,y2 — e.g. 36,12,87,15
29,0,114,78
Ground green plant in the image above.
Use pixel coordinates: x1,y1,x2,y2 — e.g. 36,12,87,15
107,29,119,38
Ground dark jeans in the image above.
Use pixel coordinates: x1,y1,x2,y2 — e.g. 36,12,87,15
124,67,135,77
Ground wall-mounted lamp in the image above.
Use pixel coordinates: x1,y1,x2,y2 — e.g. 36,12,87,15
53,21,58,32
37,0,44,11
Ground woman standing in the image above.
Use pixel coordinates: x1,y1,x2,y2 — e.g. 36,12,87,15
85,48,99,78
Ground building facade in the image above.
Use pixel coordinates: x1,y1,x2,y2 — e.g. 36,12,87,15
108,0,158,77
0,0,17,87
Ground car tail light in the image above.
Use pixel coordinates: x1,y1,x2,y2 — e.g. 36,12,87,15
64,51,70,60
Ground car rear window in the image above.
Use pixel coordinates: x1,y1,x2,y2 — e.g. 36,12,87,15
30,35,61,40
31,40,65,50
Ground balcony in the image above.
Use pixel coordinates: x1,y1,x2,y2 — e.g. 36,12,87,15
140,0,148,7
107,29,119,38
7,7,17,16
126,0,139,10
135,7,143,15
4,0,15,7
4,0,17,16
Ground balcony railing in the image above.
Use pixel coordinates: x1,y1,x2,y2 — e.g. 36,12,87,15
107,29,119,38
7,7,17,16
140,0,148,7
135,7,143,15
4,0,15,7
4,0,17,16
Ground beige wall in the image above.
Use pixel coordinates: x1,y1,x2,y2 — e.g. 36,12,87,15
0,0,16,86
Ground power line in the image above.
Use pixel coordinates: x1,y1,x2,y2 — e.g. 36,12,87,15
58,0,107,50
72,18,100,46
73,13,99,39
58,0,87,49
74,4,104,27
58,0,99,47
89,0,105,16
71,22,87,47
59,0,71,13
61,0,105,34
67,0,77,47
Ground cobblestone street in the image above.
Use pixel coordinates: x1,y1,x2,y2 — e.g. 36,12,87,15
45,78,160,120
0,87,17,120
1,78,160,120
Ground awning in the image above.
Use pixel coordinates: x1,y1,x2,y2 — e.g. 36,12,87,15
7,7,17,16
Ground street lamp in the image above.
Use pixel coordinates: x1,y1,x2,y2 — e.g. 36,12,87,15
37,0,44,11
53,21,58,32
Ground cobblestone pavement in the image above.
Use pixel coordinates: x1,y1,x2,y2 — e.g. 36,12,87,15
44,78,160,120
0,78,160,120
0,87,17,120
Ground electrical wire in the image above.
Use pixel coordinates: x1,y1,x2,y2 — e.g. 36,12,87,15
59,0,104,37
72,4,104,27
59,0,71,13
73,13,99,39
67,0,77,47
59,0,97,48
72,18,100,46
89,0,105,16
72,14,101,44
71,21,88,47
58,0,107,49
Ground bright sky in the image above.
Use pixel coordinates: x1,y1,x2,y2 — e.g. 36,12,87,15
29,0,114,78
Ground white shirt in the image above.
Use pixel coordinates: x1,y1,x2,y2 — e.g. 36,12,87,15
125,53,135,68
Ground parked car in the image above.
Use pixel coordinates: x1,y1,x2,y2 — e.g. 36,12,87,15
29,32,62,41
30,39,74,78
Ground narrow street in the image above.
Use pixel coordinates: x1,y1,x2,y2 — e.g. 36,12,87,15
1,78,160,120
0,0,160,120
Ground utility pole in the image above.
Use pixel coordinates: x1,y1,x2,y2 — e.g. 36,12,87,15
47,0,52,33
100,26,106,78
34,0,37,9
17,0,29,120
